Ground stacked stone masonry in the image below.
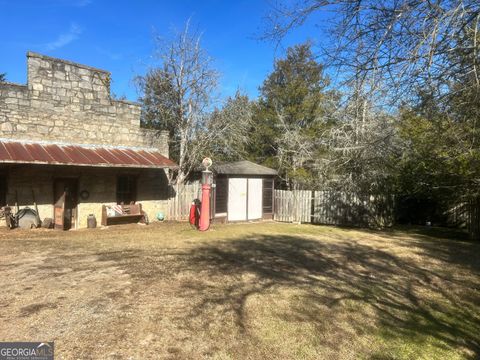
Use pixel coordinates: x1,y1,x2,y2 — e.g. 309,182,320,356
0,52,171,228
0,52,168,152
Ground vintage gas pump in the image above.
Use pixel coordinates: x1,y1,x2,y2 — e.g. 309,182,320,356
199,157,213,231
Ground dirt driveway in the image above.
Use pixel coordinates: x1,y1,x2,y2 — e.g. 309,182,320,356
0,222,479,359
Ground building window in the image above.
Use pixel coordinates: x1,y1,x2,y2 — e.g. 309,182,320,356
117,175,136,204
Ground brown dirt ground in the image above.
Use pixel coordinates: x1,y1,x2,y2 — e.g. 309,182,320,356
0,222,479,359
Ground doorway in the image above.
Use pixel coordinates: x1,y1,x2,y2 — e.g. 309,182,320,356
247,178,263,220
53,178,78,230
228,178,247,221
227,178,263,221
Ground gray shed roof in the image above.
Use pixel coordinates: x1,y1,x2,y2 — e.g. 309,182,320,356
213,160,278,176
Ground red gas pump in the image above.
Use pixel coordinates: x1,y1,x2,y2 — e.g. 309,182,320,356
199,158,213,231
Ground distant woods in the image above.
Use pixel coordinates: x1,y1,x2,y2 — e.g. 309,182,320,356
136,4,480,224
261,0,480,224
0,73,6,83
136,32,335,188
247,43,338,190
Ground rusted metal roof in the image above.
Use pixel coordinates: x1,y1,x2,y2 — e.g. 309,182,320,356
0,139,177,169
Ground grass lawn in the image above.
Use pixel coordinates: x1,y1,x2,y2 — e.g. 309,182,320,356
0,222,479,359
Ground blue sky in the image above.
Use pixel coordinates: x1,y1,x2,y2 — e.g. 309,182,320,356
0,0,325,102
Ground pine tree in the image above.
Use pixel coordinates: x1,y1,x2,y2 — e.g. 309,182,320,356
250,43,337,189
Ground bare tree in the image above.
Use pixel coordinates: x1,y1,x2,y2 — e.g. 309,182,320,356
261,1,480,193
263,0,480,106
273,103,317,190
325,96,399,192
136,20,219,184
207,91,253,161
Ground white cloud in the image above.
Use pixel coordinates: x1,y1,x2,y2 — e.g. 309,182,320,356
44,23,82,51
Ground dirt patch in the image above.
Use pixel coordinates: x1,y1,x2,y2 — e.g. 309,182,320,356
19,303,58,317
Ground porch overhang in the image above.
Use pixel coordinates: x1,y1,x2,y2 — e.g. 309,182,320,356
0,139,177,169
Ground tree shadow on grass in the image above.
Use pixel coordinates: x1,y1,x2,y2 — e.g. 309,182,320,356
181,233,480,358
338,225,480,275
390,225,470,241
385,226,480,276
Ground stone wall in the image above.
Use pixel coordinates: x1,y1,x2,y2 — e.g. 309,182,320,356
0,52,174,228
0,52,168,154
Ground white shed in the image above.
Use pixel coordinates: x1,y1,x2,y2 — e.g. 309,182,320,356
211,161,277,222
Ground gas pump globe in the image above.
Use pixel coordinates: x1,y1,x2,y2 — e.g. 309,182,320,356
202,158,213,180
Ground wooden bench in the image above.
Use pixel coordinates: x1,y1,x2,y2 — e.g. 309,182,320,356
101,204,144,226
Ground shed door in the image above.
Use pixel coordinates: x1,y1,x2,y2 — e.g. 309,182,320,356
228,178,247,221
247,179,263,220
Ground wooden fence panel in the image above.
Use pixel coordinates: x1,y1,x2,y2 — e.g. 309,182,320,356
274,190,312,223
468,198,480,240
167,182,201,221
275,189,394,227
170,184,395,227
274,190,292,222
445,202,469,227
295,190,312,223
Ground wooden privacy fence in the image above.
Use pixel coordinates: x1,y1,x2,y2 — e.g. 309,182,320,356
273,190,311,223
274,190,394,227
467,198,480,240
167,182,201,221
445,202,469,228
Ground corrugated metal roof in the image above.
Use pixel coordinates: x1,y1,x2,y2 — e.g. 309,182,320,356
213,160,278,176
0,139,177,169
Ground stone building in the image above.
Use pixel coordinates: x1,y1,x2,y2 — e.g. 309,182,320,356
0,52,176,228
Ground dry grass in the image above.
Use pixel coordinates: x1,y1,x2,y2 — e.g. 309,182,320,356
0,222,479,359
